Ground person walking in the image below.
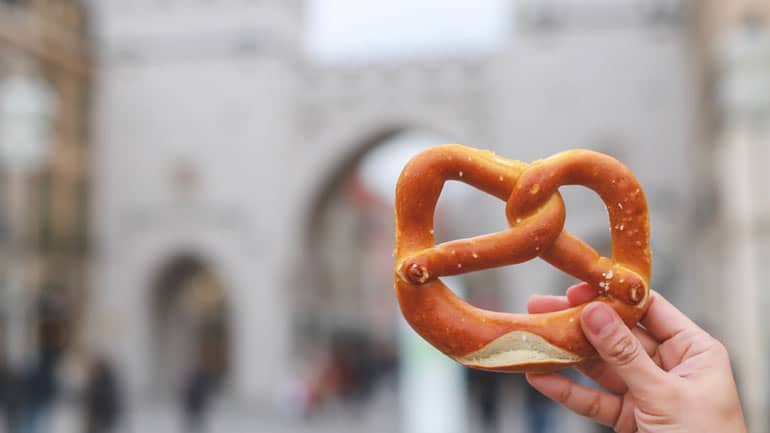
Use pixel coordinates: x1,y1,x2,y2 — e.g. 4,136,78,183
82,356,122,433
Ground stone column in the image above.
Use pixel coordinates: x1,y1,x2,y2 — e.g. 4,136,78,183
714,17,770,433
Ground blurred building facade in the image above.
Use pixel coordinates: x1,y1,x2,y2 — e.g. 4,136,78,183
87,0,707,413
695,1,770,432
0,0,91,369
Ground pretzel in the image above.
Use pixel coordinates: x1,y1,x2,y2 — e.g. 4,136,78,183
394,144,651,372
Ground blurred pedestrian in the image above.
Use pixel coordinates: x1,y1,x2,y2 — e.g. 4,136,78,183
18,348,59,433
464,294,504,433
15,286,70,433
524,376,554,433
82,356,121,433
0,353,23,432
467,369,500,433
181,362,215,433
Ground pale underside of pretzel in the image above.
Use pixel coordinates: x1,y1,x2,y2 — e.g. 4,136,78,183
394,144,651,372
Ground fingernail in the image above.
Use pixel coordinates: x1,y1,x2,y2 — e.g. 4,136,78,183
583,303,616,337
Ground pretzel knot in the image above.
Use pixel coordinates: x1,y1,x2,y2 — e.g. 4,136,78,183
394,144,651,372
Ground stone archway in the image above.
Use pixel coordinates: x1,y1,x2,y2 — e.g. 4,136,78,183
292,126,492,427
150,254,230,397
296,127,412,361
300,127,469,346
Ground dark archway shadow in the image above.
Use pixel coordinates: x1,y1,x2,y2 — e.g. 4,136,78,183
150,254,231,400
291,126,491,416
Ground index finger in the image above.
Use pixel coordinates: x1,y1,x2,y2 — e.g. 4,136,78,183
528,282,600,314
566,282,600,305
527,295,571,313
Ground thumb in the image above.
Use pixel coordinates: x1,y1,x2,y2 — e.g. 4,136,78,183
581,302,665,396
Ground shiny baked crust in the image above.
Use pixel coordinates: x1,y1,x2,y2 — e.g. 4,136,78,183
394,144,651,372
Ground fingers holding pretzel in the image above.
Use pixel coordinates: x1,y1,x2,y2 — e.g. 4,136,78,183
394,145,651,373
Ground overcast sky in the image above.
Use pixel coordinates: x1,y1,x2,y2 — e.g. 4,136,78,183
357,130,473,204
305,0,513,64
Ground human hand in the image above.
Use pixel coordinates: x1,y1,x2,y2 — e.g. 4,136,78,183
525,284,747,433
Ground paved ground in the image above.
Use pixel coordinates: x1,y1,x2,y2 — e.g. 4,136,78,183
42,384,599,433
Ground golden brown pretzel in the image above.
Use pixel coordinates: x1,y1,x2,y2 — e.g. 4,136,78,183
394,144,651,372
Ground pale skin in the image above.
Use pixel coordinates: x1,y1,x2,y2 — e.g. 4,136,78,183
526,283,748,433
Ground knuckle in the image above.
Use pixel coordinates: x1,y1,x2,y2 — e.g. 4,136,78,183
711,338,729,358
606,332,641,367
612,406,629,433
582,393,603,419
557,383,574,404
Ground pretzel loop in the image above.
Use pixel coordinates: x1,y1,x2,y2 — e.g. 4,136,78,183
394,144,651,373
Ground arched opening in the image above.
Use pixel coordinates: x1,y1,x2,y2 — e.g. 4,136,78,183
292,127,513,432
293,129,432,414
150,255,230,398
299,128,505,344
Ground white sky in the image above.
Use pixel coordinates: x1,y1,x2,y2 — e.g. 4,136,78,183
358,130,472,204
305,0,513,64
306,1,512,198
